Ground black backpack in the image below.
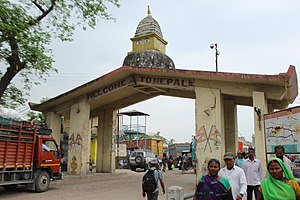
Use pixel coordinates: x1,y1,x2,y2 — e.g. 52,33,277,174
142,169,157,193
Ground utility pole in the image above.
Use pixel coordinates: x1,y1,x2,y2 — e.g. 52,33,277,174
210,43,220,72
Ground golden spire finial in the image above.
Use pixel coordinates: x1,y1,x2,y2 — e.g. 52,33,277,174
147,5,151,15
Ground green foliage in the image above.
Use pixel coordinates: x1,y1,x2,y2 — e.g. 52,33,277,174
0,0,120,108
26,97,49,124
27,111,46,125
0,84,26,109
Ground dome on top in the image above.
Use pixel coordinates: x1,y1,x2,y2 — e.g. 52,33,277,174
123,50,175,69
135,14,163,38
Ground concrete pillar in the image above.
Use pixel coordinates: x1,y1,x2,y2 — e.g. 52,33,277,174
45,112,61,145
252,91,268,172
167,186,184,200
96,109,117,173
68,100,91,176
96,110,104,172
194,86,224,178
224,100,238,154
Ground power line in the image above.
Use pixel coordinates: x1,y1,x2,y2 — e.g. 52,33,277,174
13,73,99,82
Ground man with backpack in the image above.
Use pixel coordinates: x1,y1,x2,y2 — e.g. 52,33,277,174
142,159,165,200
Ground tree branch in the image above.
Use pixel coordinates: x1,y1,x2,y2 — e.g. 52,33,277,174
29,0,56,25
0,16,24,71
8,34,24,71
0,57,19,101
32,0,45,13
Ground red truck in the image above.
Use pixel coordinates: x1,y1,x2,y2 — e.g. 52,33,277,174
0,117,62,192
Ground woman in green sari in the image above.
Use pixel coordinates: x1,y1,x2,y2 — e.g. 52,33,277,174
257,157,300,200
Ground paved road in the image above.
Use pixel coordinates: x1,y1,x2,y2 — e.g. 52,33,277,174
0,169,196,200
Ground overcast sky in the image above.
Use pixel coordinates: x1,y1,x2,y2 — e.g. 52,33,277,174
24,1,300,143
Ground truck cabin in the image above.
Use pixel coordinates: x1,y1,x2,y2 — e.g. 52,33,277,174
38,128,59,155
35,128,61,171
41,139,60,157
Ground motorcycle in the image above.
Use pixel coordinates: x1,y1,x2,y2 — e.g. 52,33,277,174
181,158,197,174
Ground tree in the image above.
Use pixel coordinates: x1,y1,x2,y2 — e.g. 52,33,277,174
27,110,45,125
26,97,49,124
168,138,175,145
0,0,120,107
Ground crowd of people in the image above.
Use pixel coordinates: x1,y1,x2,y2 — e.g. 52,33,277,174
193,145,300,200
141,145,300,200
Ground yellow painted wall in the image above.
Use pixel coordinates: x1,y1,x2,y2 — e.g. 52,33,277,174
151,140,158,155
157,140,164,157
131,34,166,54
90,117,98,164
90,138,97,163
150,139,164,158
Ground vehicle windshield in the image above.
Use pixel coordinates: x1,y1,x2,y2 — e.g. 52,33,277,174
146,152,154,157
44,140,57,151
136,152,144,157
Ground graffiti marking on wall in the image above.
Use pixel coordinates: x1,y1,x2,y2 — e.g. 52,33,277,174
70,155,78,174
68,133,83,152
195,125,221,152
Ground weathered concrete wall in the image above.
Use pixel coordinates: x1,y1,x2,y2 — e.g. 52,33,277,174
253,91,268,173
224,100,238,154
46,111,62,145
194,86,225,178
96,109,117,173
68,101,91,175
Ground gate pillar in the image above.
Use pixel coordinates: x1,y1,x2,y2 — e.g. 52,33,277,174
194,86,225,178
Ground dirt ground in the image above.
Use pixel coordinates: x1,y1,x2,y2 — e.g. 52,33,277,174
0,169,196,200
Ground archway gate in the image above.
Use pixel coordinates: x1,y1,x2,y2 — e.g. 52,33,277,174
30,65,298,176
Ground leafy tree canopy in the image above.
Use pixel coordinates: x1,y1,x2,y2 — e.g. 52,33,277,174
27,110,45,125
0,0,120,108
27,97,49,124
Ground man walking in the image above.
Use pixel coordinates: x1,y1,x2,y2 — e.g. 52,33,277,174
235,151,244,168
142,159,165,200
219,152,247,200
275,145,293,174
162,153,167,172
242,148,264,200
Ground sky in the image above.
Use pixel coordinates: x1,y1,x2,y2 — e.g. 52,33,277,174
20,0,300,143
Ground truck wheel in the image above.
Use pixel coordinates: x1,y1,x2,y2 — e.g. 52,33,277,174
35,171,50,192
3,184,18,191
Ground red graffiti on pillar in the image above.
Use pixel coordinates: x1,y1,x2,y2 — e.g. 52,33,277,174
195,125,221,152
68,133,83,151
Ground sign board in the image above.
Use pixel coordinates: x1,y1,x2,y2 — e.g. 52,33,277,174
87,77,130,100
135,75,194,90
86,75,195,101
264,106,300,154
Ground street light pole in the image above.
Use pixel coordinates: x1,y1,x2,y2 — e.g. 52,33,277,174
210,43,220,72
215,43,218,72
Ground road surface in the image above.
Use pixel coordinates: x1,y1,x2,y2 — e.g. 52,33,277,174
0,169,196,200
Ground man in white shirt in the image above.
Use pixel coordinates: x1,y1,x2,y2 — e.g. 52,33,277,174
242,148,264,200
219,152,247,200
42,141,50,152
275,145,293,174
